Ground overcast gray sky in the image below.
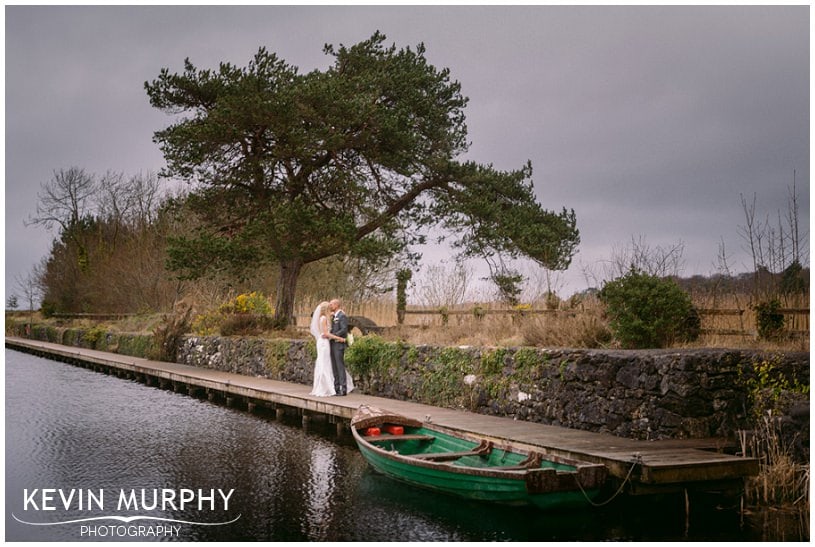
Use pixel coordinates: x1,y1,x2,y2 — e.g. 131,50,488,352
5,5,810,302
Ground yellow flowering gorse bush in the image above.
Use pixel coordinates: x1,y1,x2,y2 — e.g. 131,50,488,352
218,292,273,315
191,292,275,336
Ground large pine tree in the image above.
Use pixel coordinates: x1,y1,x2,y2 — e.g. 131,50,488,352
146,32,579,326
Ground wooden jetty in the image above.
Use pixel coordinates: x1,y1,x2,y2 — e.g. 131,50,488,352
6,337,758,498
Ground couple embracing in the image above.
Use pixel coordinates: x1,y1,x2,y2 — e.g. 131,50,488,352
309,299,355,397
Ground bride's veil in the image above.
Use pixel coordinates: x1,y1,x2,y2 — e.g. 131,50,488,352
309,304,323,339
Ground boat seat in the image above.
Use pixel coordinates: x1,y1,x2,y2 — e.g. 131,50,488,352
494,451,543,470
367,434,435,443
409,440,493,462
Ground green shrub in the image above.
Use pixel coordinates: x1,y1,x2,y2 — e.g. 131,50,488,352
82,325,108,349
117,334,153,358
438,306,449,326
33,325,62,343
62,328,81,346
599,270,700,349
421,347,477,408
345,335,402,382
754,299,785,341
40,300,57,318
740,355,810,419
513,347,543,373
480,348,507,376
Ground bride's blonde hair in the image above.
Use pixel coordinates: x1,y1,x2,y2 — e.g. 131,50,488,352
319,301,331,319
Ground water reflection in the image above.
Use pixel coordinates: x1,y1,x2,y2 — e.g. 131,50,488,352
302,443,337,540
5,349,792,541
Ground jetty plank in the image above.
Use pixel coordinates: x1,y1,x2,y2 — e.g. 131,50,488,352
6,337,758,492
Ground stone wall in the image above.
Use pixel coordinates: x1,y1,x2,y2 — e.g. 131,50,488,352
11,322,808,447
177,336,314,385
175,336,808,444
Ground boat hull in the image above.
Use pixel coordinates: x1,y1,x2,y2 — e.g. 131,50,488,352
351,406,607,510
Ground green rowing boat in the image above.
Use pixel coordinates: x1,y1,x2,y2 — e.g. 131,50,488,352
351,405,608,510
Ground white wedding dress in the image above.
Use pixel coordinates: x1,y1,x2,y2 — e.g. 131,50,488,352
308,305,354,397
309,308,335,397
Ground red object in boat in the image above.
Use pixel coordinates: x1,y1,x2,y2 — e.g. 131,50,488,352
363,427,381,436
383,425,404,435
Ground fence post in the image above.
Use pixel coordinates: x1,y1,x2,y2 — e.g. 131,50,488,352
396,269,412,325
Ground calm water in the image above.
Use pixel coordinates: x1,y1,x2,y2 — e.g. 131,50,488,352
6,349,768,541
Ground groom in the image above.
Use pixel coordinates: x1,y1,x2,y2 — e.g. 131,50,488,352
327,298,349,396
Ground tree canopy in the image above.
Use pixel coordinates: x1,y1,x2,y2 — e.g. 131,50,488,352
146,32,579,326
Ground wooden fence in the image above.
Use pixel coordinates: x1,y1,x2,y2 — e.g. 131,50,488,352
294,301,809,340
695,308,809,338
22,301,809,340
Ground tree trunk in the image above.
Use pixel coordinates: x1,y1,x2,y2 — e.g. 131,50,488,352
274,258,304,328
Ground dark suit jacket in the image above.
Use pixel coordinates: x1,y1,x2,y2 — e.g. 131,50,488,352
331,310,348,341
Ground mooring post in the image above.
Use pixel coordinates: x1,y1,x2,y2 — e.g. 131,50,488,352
276,407,285,421
684,488,690,537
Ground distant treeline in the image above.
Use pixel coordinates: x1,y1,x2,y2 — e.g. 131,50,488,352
673,264,809,303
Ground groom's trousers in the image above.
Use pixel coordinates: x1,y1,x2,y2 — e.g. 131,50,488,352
329,340,347,395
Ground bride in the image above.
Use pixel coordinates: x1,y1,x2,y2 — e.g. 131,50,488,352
309,302,354,396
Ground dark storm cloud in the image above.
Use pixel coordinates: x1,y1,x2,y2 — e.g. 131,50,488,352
5,5,809,298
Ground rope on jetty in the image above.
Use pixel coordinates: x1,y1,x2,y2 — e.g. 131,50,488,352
576,453,642,507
